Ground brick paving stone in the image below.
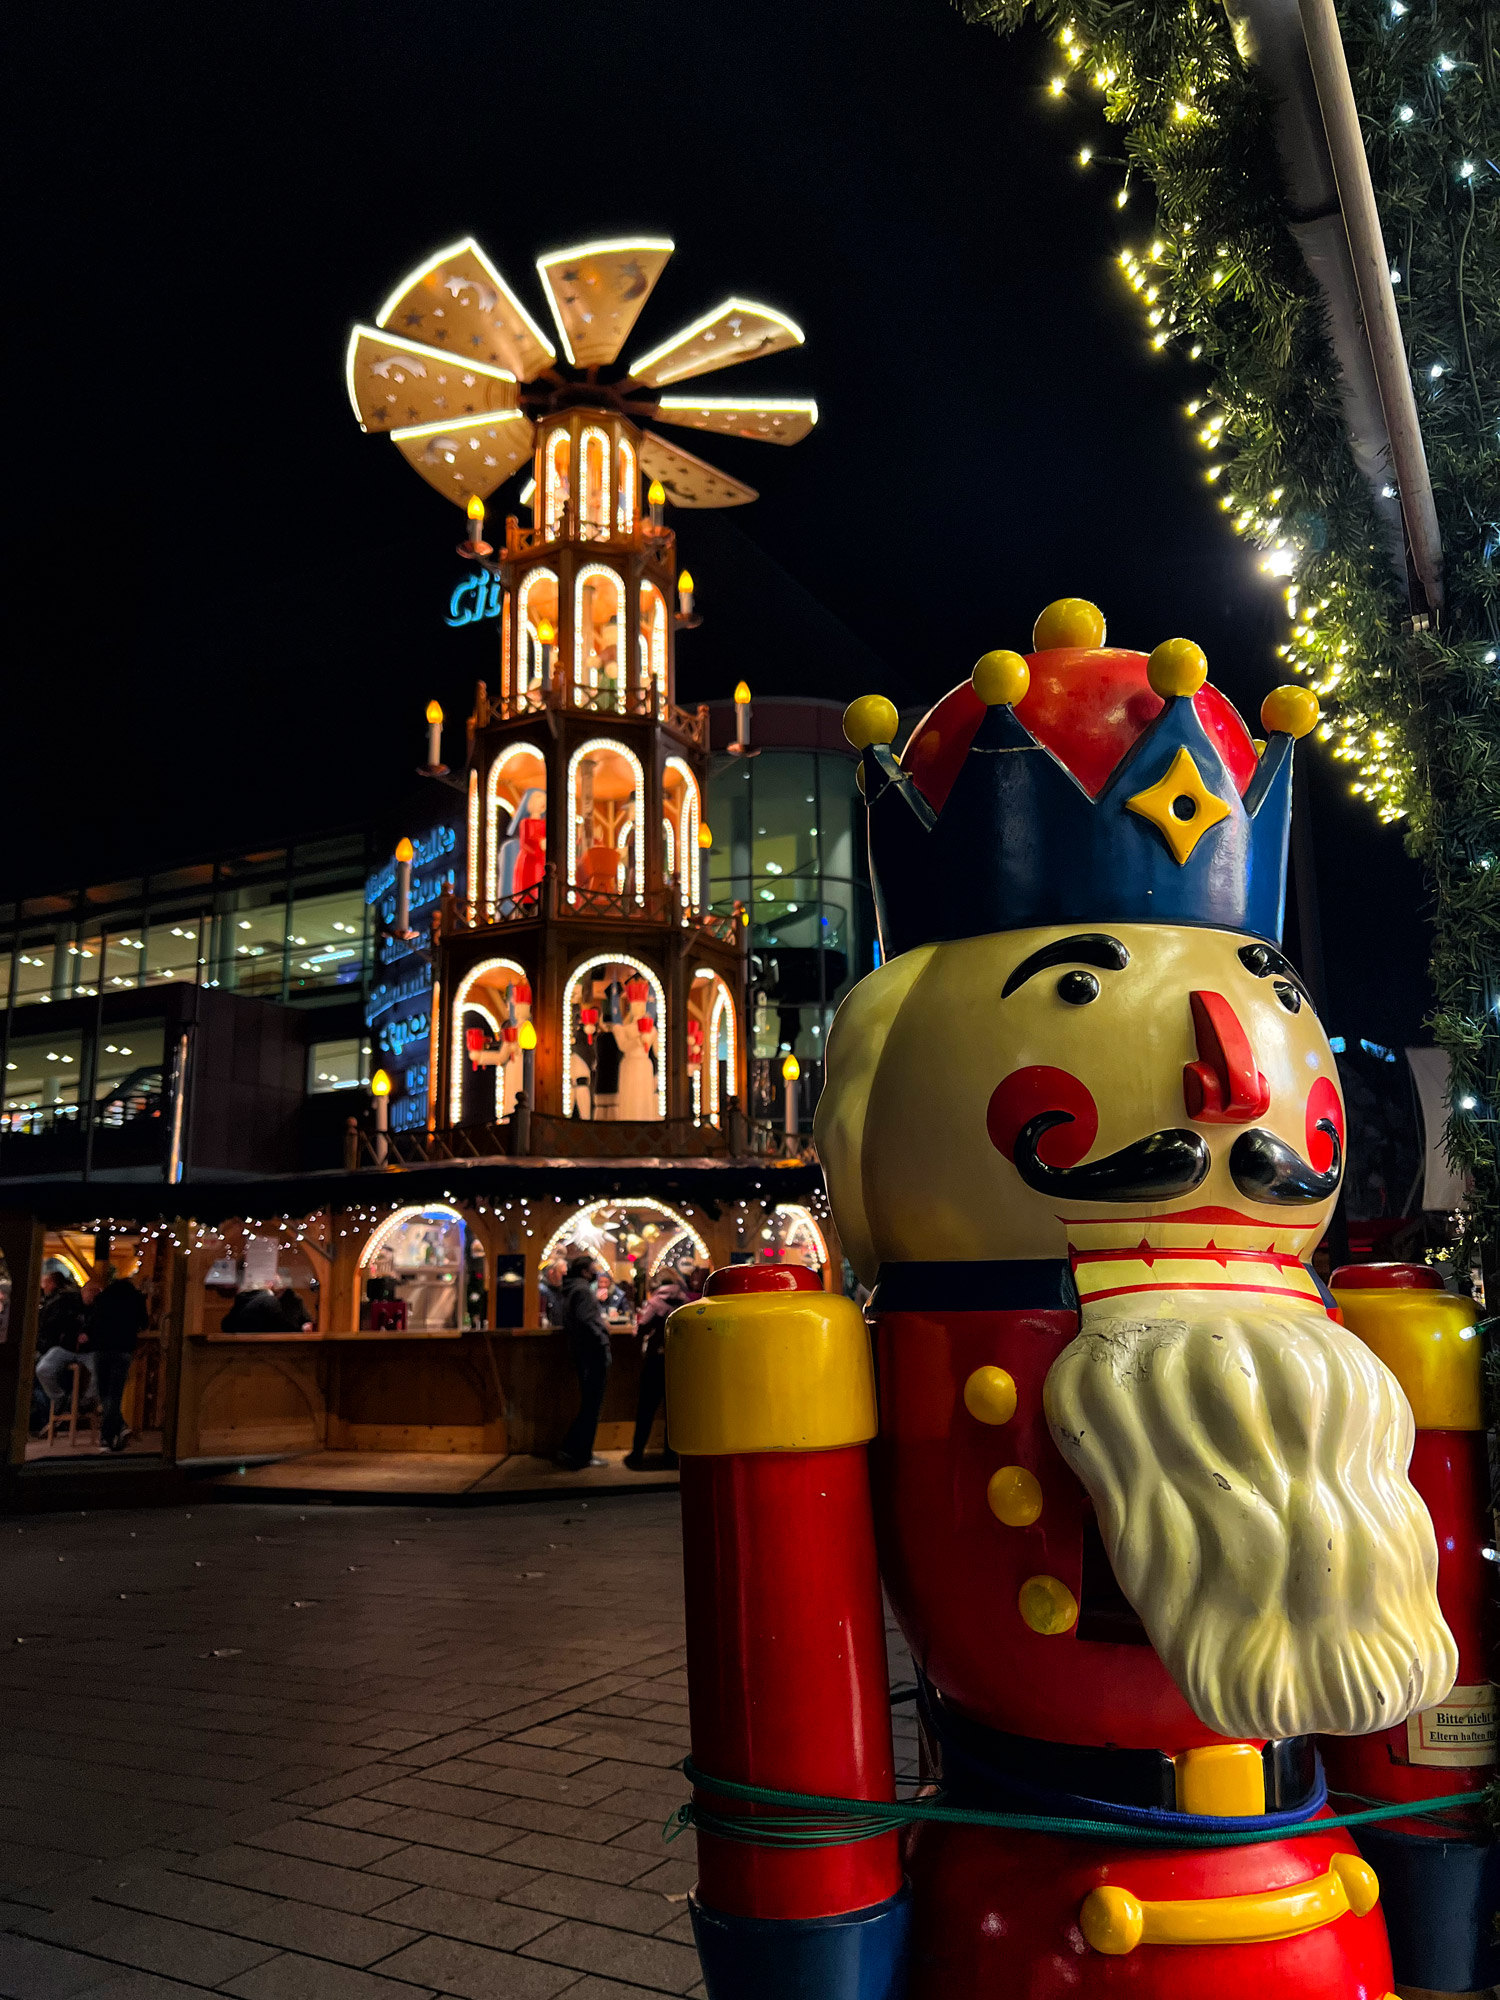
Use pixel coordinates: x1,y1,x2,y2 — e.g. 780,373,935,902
362,1886,556,1952
368,1936,575,1999
520,1917,703,1992
0,1495,918,1999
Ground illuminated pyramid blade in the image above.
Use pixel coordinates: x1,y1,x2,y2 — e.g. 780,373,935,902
535,239,674,368
638,429,758,509
655,395,818,447
345,328,520,433
627,299,805,388
390,410,536,505
375,238,556,381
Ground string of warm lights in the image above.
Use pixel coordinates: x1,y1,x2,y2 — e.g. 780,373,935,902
961,0,1498,1273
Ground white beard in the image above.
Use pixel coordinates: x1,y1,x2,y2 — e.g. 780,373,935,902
1043,1304,1458,1742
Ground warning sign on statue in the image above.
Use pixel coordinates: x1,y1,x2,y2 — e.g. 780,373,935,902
1406,1683,1498,1767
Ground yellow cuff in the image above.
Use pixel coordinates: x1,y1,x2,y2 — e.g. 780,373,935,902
665,1289,877,1454
1081,1853,1379,1954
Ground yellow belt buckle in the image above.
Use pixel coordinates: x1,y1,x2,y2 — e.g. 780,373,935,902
1080,1852,1381,1954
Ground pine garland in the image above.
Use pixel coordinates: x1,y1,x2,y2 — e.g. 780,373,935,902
958,0,1499,1270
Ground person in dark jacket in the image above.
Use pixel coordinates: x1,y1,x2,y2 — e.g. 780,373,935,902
86,1267,148,1452
222,1287,287,1331
624,1266,695,1469
556,1255,612,1470
31,1270,88,1435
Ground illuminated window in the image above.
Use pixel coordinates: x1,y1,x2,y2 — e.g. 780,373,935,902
689,969,736,1124
449,958,527,1124
639,581,667,707
516,568,559,696
539,1198,707,1278
664,757,701,911
544,429,571,538
485,743,547,917
580,425,610,538
616,436,637,535
574,566,624,709
560,953,666,1120
567,739,644,904
359,1204,467,1332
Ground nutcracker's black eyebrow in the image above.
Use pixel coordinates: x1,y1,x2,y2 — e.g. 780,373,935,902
1001,934,1131,998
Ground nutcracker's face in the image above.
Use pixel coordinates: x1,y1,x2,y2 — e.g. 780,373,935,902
817,921,1344,1282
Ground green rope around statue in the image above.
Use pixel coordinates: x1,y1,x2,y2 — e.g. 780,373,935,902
666,1759,1488,1852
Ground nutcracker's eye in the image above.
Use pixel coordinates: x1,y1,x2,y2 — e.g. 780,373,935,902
1273,978,1302,1014
1057,970,1100,1006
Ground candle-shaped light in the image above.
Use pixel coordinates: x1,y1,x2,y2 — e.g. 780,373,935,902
425,699,443,771
697,820,713,912
518,1018,538,1104
782,1051,801,1146
733,679,752,750
371,1067,392,1163
463,492,492,557
394,837,414,936
648,478,665,528
677,568,695,618
537,617,556,687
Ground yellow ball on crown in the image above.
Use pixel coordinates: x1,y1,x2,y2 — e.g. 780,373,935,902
1147,638,1209,698
1260,685,1320,738
843,694,900,751
971,650,1031,708
1032,598,1106,651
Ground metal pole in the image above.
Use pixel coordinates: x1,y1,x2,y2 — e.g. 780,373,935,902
1296,0,1444,615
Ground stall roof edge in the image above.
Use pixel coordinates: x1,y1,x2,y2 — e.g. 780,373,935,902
0,1158,825,1227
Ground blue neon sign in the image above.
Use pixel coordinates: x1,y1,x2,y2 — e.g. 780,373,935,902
446,573,504,628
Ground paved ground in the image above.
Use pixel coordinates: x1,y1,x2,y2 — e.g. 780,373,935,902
0,1491,917,2000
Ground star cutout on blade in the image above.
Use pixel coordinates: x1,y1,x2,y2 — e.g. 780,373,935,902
402,311,423,328
1125,746,1232,864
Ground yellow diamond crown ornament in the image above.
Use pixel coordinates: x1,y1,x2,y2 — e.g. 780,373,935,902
1125,746,1233,865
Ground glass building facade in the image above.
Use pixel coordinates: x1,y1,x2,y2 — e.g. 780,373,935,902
705,702,874,1125
0,832,376,1144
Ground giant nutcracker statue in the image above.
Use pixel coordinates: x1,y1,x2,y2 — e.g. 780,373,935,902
665,597,1465,1999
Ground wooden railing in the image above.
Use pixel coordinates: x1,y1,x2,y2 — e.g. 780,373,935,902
445,871,737,940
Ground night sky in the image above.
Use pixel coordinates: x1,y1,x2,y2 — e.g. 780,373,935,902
11,0,1430,1045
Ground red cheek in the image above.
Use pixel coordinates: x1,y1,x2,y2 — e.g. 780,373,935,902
1306,1075,1343,1173
987,1066,1100,1169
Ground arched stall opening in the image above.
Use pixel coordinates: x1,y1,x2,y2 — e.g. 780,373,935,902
561,953,665,1122
450,958,530,1126
537,1199,710,1325
688,969,737,1125
486,743,547,918
358,1204,469,1332
567,740,644,906
759,1202,830,1279
580,425,610,539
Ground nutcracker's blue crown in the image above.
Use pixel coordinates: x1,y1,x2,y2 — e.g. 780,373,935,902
848,609,1318,961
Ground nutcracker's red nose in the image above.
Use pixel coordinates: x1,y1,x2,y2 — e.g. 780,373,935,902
1183,990,1271,1123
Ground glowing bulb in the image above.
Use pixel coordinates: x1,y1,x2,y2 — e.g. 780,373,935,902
782,1053,801,1082
1459,160,1475,177
1049,76,1067,95
370,1069,392,1097
537,618,556,644
1115,185,1129,207
1078,146,1093,165
1430,363,1444,378
466,493,485,523
734,681,752,705
1437,53,1454,71
1397,103,1415,121
698,823,713,849
394,837,414,863
678,570,694,595
425,699,443,725
518,1022,537,1052
1459,1094,1477,1110
647,479,666,505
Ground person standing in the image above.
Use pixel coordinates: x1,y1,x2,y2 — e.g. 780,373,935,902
86,1266,148,1452
556,1254,611,1471
31,1270,88,1435
624,1264,696,1470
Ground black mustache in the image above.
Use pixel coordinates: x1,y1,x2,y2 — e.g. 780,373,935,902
1230,1121,1343,1204
1015,1112,1211,1202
